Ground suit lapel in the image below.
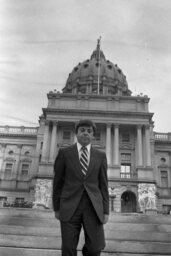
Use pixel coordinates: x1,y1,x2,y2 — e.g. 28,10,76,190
86,147,96,178
69,144,84,179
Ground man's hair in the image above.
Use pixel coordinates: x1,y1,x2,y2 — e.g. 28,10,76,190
75,119,96,135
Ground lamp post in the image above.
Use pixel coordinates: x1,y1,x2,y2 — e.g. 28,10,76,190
109,187,116,212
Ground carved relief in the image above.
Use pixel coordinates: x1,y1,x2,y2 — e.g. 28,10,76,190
4,157,16,162
138,183,157,213
33,179,52,208
20,158,32,163
108,187,116,197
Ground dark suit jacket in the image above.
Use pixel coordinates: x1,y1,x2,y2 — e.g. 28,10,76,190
52,144,109,223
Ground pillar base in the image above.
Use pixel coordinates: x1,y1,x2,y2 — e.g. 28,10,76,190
145,208,157,215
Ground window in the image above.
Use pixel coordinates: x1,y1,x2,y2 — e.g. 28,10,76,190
63,130,71,141
161,170,168,187
107,65,112,70
21,164,29,176
40,142,43,149
0,197,7,202
13,198,25,207
0,196,7,202
121,164,131,178
94,131,101,141
92,86,97,94
0,197,7,206
4,163,13,178
122,133,130,142
15,198,24,204
163,205,171,214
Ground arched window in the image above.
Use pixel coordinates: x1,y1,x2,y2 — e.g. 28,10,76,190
160,170,168,187
4,163,13,179
21,164,29,176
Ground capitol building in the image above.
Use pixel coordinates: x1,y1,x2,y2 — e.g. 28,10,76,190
0,42,171,214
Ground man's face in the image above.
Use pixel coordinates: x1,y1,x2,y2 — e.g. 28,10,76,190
76,125,94,146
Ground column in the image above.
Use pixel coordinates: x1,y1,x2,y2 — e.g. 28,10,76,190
106,123,112,165
145,125,151,166
14,145,22,179
41,121,50,162
113,124,119,165
0,144,6,178
32,136,42,176
49,121,58,162
137,125,143,166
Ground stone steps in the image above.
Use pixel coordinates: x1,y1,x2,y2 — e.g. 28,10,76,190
1,214,171,230
0,208,171,255
1,247,170,256
1,224,171,242
1,208,171,224
0,235,171,253
0,234,171,254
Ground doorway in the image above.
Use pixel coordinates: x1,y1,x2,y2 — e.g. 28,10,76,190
121,191,137,213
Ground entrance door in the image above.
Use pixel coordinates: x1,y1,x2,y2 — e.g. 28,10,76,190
121,191,137,213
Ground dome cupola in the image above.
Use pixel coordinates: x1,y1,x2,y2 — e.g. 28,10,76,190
62,39,131,96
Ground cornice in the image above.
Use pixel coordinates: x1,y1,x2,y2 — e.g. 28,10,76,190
155,140,171,145
43,107,154,118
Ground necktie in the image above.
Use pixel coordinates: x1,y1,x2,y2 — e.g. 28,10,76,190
80,146,88,175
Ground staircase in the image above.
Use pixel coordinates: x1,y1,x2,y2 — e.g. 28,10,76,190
0,208,171,256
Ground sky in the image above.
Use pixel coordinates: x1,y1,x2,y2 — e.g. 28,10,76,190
0,0,171,132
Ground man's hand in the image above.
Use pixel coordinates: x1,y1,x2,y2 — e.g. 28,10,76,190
55,211,60,220
103,214,109,224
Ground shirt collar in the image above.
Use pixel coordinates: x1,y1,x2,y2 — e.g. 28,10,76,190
77,142,91,153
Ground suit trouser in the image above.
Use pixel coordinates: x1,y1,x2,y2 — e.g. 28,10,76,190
60,191,105,256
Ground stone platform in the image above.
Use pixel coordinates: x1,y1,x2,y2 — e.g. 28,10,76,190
0,208,171,255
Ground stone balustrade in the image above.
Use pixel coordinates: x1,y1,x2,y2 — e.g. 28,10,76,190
0,126,38,134
154,132,171,141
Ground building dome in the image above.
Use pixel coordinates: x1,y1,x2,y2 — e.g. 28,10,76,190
62,41,131,96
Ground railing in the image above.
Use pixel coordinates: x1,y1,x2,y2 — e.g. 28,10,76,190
120,172,137,179
0,126,38,135
154,132,171,141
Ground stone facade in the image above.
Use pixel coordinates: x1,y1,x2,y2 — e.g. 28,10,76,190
0,43,171,213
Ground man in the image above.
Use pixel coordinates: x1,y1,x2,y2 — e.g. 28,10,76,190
53,119,109,256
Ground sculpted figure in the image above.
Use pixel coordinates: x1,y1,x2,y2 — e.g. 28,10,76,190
138,184,157,213
34,179,52,208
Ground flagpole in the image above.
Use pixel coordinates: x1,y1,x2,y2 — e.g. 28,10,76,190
97,36,101,95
